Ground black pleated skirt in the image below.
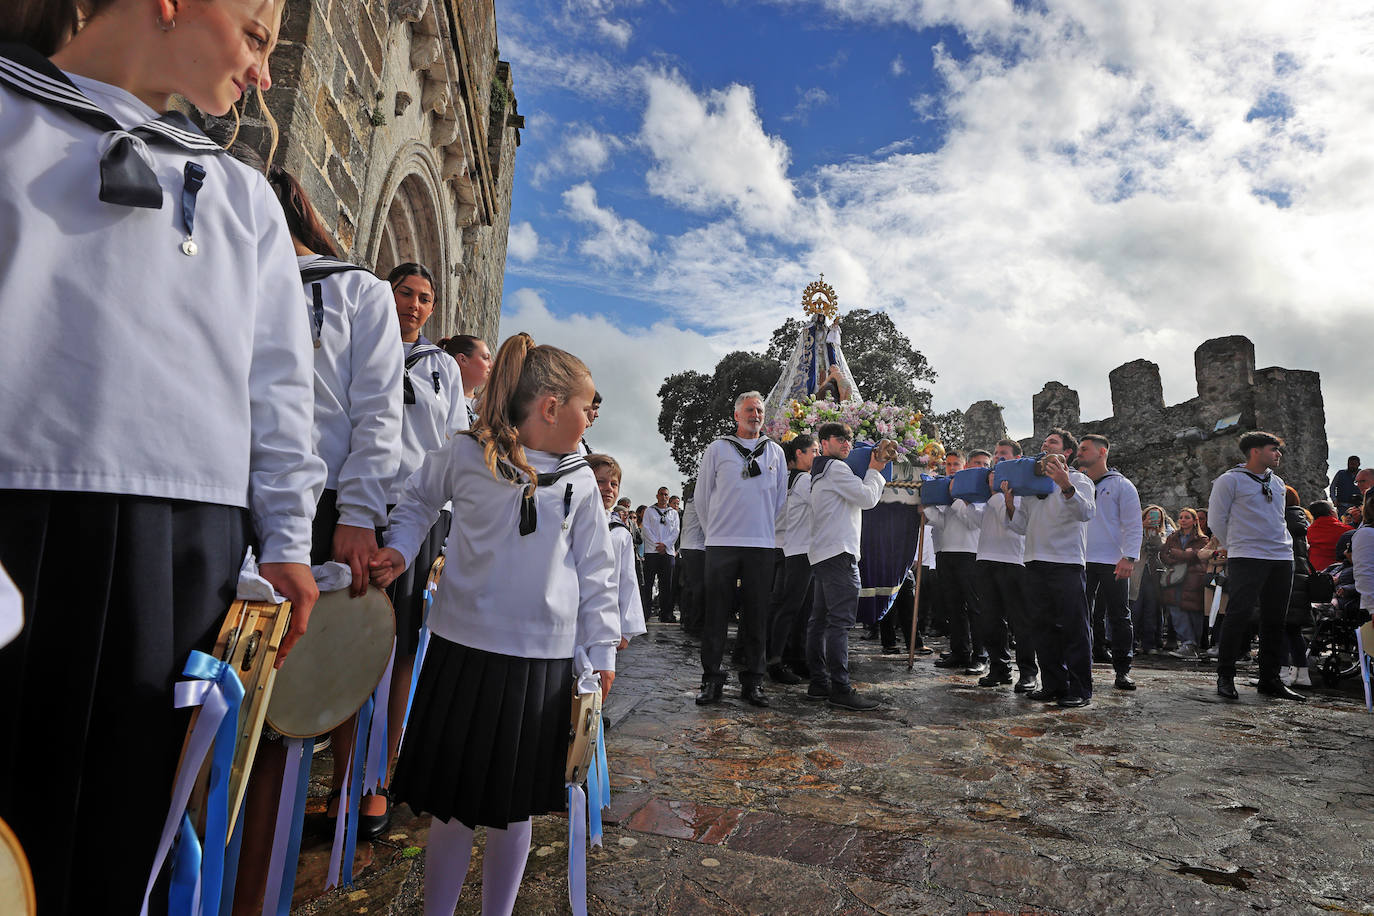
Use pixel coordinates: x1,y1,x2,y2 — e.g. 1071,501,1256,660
0,489,247,916
390,637,572,829
386,509,450,658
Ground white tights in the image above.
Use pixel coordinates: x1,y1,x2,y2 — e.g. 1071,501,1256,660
423,816,532,916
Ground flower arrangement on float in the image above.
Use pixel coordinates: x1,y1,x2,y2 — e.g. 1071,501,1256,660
766,394,945,465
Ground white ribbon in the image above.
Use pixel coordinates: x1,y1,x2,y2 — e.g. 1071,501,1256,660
1208,582,1223,628
140,679,227,916
567,784,588,916
573,646,600,697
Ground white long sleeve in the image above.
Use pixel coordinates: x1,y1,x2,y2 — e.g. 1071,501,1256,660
1207,468,1292,561
1016,470,1096,565
611,521,647,640
696,437,788,548
641,504,680,551
808,459,884,564
976,492,1025,564
385,437,621,670
1352,526,1374,612
299,257,403,529
1085,470,1144,564
389,340,468,503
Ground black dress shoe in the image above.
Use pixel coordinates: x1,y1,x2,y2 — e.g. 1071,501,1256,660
1257,679,1307,701
1027,688,1063,702
1216,674,1239,700
786,659,811,678
881,643,899,653
977,671,1012,687
963,662,990,676
1057,695,1091,708
1013,676,1039,693
359,788,391,841
695,681,724,705
934,655,970,669
767,662,802,685
742,683,769,707
1114,673,1137,691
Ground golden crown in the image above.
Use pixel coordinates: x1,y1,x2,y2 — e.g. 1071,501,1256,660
801,274,838,322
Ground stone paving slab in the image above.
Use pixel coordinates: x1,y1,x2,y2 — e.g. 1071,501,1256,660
290,623,1374,915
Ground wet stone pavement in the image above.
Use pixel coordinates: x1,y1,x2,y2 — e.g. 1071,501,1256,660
291,623,1374,915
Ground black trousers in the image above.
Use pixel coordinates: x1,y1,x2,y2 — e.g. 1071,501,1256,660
1086,562,1135,674
701,546,772,685
976,560,1038,679
937,551,983,662
679,548,706,631
643,551,676,618
880,574,915,650
1217,558,1292,679
768,551,813,664
1025,561,1092,698
0,490,247,916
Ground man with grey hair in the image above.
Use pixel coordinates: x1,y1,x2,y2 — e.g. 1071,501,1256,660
694,391,789,707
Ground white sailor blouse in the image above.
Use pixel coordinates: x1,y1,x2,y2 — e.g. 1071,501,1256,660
297,256,403,530
389,336,467,503
0,47,325,564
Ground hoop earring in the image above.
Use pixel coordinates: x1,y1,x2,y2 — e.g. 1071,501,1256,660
157,14,176,31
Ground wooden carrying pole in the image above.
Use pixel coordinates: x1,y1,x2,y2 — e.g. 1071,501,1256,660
906,519,925,671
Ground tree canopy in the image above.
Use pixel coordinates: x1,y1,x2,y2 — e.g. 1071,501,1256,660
660,311,939,478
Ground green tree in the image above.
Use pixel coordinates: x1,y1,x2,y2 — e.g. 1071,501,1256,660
765,309,936,411
657,352,780,477
929,409,967,453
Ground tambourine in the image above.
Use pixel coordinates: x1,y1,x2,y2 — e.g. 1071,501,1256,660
0,816,36,916
266,587,395,739
565,687,603,785
177,598,292,835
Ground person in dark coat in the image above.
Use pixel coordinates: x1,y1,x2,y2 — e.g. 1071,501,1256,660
1162,508,1210,658
1283,488,1313,687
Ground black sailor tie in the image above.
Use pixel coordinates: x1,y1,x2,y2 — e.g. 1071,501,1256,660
515,454,589,536
724,438,769,479
0,42,224,209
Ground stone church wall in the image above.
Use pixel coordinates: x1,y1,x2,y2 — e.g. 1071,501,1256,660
956,336,1329,512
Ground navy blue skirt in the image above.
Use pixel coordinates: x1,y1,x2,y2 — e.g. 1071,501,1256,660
390,637,572,829
0,489,247,916
385,509,449,658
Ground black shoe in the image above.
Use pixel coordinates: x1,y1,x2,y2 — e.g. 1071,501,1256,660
806,682,831,700
963,662,990,676
1092,649,1111,664
977,671,1012,687
359,788,391,841
1013,676,1039,693
1256,679,1307,701
1114,673,1137,691
1027,688,1063,702
1057,695,1091,708
881,643,899,653
660,613,678,624
786,659,811,678
1216,674,1238,700
742,683,769,707
695,681,724,705
934,654,970,669
767,662,802,685
828,686,881,710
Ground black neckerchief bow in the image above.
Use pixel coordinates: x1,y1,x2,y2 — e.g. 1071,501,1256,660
498,453,589,536
652,506,672,523
403,338,443,405
0,43,223,209
721,437,768,479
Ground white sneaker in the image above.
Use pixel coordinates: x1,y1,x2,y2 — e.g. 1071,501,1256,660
1294,668,1312,687
1279,666,1295,686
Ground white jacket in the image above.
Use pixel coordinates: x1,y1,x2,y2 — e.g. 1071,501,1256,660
695,436,788,548
808,458,884,564
389,338,468,503
926,500,983,554
1009,469,1096,565
1085,469,1144,565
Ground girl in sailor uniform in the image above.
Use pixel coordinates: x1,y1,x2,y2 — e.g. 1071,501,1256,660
226,168,403,913
370,333,619,916
377,260,468,818
586,453,649,648
0,4,324,914
440,333,494,427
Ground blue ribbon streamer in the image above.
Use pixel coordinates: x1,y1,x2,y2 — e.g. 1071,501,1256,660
178,651,244,916
342,695,373,887
267,738,315,915
217,810,244,916
170,814,202,916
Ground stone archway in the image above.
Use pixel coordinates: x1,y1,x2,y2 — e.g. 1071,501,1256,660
368,144,459,338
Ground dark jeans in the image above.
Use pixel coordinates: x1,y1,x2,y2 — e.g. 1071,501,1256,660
1131,571,1163,651
701,546,773,685
977,560,1038,680
1218,558,1293,679
808,552,861,689
769,552,813,665
937,551,983,662
1087,562,1134,674
1025,561,1092,699
679,548,706,631
643,551,676,618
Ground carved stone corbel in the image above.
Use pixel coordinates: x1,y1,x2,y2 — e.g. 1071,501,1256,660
394,91,413,116
409,34,442,71
390,0,429,23
421,78,450,116
431,114,460,147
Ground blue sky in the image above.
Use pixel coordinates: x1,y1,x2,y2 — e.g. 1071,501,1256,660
496,0,1374,498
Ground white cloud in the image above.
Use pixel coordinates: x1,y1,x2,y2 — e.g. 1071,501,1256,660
890,54,906,76
498,289,723,496
596,17,633,48
561,182,655,266
532,125,623,185
507,222,539,261
640,72,799,233
781,86,833,123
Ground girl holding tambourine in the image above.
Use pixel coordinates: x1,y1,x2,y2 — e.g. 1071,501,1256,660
370,333,619,915
0,3,323,914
